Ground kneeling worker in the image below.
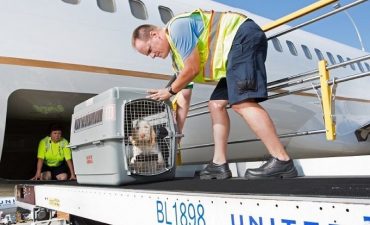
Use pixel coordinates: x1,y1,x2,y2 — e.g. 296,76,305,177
31,124,76,180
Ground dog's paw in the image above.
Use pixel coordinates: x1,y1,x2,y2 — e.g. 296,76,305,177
157,154,165,164
157,158,165,165
130,157,136,164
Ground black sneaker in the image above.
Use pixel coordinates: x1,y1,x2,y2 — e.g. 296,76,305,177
199,162,232,180
245,157,298,179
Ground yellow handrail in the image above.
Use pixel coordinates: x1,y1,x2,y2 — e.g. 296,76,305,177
262,0,338,32
318,60,336,141
175,0,339,165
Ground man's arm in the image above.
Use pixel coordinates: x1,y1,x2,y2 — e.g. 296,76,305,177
66,159,76,180
147,47,200,101
63,145,76,180
31,158,44,180
31,140,45,180
170,47,200,93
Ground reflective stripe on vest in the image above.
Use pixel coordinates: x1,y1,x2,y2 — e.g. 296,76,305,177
166,9,247,82
45,137,67,152
203,11,223,80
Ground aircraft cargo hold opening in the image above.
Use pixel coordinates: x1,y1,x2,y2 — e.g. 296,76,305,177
0,89,94,180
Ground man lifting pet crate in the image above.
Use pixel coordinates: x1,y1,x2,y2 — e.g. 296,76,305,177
69,87,178,185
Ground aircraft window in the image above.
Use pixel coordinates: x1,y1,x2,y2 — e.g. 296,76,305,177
365,62,370,71
62,0,80,4
314,48,324,60
129,0,148,20
357,62,365,72
271,38,283,52
158,6,174,24
337,55,346,67
347,57,356,71
286,40,297,56
301,45,312,59
97,0,116,13
326,52,336,65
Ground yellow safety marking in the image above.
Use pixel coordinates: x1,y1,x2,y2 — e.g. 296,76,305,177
171,93,183,165
174,0,338,163
319,60,336,141
262,0,338,32
48,198,60,208
171,93,180,112
176,146,182,166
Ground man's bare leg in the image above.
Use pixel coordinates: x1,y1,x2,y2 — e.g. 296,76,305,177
175,89,192,137
56,173,68,181
199,100,232,179
209,100,230,164
232,101,297,179
41,171,52,180
231,101,289,160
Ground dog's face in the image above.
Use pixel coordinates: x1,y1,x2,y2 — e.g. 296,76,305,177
131,120,156,146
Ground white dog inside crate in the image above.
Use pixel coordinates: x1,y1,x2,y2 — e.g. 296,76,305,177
129,119,165,168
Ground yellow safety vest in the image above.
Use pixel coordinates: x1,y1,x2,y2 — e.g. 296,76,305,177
37,136,71,167
166,9,247,82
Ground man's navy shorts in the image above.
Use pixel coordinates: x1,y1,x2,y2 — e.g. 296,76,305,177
210,19,268,105
42,161,68,179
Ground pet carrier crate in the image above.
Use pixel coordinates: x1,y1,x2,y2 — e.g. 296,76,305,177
69,87,178,185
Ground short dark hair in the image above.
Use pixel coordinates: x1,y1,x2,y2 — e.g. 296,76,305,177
49,123,63,133
131,24,158,47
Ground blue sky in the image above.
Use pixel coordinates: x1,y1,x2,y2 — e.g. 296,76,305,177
213,0,369,52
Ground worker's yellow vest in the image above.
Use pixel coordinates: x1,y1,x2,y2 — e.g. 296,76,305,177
166,9,247,82
39,136,70,167
44,136,68,152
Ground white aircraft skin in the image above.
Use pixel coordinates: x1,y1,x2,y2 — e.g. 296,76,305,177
0,0,369,174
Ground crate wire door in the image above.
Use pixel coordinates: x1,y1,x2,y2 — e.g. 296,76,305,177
124,99,174,175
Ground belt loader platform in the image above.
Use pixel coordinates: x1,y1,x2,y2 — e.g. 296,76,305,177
13,1,370,224
15,178,370,225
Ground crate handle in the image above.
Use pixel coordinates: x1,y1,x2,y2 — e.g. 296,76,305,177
92,140,102,145
174,133,184,138
163,133,184,139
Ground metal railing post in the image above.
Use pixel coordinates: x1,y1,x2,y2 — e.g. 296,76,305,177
318,60,336,141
